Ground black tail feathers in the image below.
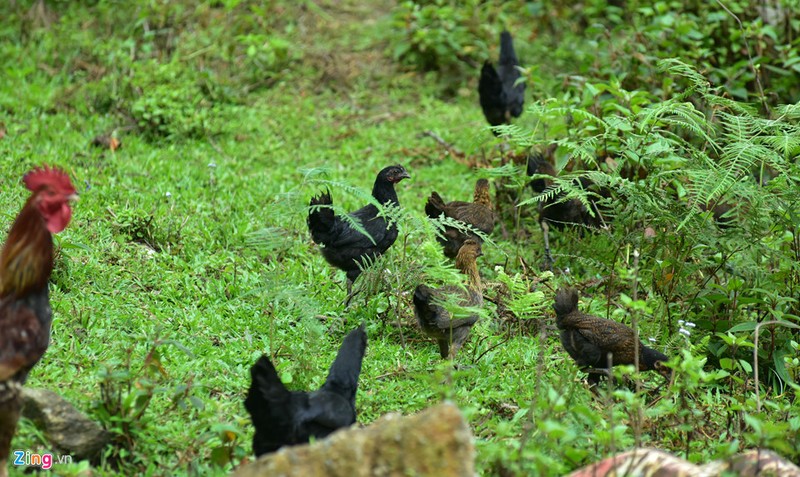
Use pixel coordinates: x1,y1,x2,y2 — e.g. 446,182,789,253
321,324,368,401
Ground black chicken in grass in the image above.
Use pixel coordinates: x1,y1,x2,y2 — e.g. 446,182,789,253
414,240,483,361
554,287,670,386
245,324,368,457
307,165,410,302
527,153,605,268
479,31,525,134
425,179,496,259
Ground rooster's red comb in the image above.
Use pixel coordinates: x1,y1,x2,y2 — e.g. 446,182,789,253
23,165,77,195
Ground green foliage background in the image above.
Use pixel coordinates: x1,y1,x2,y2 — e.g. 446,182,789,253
0,0,798,475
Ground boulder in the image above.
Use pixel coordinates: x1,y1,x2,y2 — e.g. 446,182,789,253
21,388,109,461
232,402,474,477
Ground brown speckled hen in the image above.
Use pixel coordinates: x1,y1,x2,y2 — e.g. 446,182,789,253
1,166,77,477
554,287,669,386
425,179,496,259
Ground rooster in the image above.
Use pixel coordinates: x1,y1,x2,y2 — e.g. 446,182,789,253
425,179,496,259
0,166,77,477
479,30,525,135
245,324,368,457
413,239,483,361
307,165,410,303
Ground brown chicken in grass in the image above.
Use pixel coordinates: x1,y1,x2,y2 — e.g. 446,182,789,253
425,179,496,259
413,240,483,361
1,166,77,477
554,287,670,386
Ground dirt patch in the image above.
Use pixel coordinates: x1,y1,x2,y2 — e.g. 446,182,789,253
291,0,398,92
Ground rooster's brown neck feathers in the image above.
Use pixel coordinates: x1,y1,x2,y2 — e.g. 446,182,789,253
0,195,55,298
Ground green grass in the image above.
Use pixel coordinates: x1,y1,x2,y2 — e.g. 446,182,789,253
1,1,799,476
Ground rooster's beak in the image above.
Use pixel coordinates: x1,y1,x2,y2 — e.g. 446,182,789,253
68,193,79,202
399,170,411,180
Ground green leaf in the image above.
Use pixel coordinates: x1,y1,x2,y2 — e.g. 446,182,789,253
774,351,794,384
738,359,753,374
210,446,230,466
727,322,758,333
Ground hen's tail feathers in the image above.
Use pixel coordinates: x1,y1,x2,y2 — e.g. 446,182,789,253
321,324,368,403
424,192,447,219
527,153,558,194
413,284,438,325
308,189,335,245
478,62,502,100
245,355,291,416
414,285,479,329
499,31,518,66
554,287,579,318
413,284,434,306
526,153,547,193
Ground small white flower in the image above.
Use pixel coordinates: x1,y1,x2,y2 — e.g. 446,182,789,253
384,268,392,275
165,191,172,198
678,319,685,326
494,265,503,273
685,321,696,328
208,162,217,168
648,337,656,343
679,328,691,337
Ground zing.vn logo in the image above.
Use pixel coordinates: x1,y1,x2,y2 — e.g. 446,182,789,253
13,450,73,470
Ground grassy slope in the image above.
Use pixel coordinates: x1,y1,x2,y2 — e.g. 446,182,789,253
2,1,795,477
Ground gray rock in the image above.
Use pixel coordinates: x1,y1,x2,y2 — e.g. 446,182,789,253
21,388,109,461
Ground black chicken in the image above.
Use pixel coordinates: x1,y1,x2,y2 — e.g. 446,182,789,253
699,201,735,229
479,31,525,134
425,179,496,259
527,153,605,268
554,287,669,386
308,165,410,301
245,324,368,457
414,240,483,361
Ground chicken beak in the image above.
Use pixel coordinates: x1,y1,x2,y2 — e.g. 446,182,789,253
68,193,80,202
399,171,411,180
